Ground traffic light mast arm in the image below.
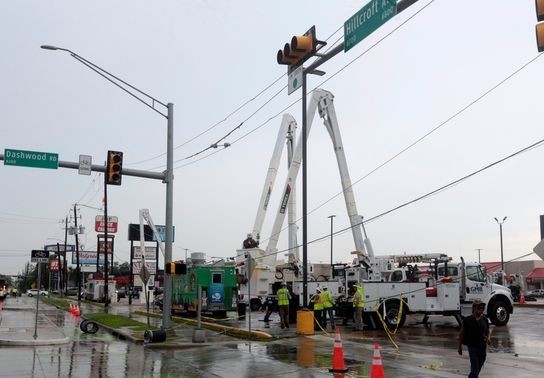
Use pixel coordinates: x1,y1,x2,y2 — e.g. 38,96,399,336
304,0,420,74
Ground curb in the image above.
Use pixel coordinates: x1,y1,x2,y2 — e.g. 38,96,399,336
0,337,70,346
133,310,274,340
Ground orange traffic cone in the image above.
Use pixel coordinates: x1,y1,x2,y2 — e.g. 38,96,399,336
370,343,385,378
329,328,349,373
520,295,526,304
69,304,74,314
74,304,80,316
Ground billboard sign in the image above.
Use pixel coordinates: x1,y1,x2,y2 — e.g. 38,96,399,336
72,251,113,265
95,216,118,233
132,246,156,260
132,261,157,275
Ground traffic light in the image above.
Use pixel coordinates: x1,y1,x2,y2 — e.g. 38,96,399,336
277,26,322,71
175,261,187,275
165,261,186,276
106,150,123,185
166,261,176,276
536,0,544,51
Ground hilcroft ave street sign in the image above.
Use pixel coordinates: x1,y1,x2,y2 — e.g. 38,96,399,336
344,0,397,52
4,148,59,169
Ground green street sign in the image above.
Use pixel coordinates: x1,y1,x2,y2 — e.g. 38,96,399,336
4,148,59,169
344,0,397,52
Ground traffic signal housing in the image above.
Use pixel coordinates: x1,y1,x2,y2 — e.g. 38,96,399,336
536,0,544,51
166,261,186,276
277,26,321,72
106,150,123,185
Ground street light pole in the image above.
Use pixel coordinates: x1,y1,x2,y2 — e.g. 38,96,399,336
476,248,483,264
494,217,507,271
41,45,175,329
328,215,336,275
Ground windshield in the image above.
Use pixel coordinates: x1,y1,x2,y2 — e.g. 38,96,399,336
466,265,486,282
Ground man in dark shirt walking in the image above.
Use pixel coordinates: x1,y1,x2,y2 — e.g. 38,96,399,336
457,300,491,378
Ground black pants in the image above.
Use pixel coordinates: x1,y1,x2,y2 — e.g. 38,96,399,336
468,346,486,378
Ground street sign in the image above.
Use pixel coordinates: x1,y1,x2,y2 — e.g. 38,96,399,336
288,65,303,95
4,148,59,169
139,262,151,285
95,216,118,233
31,250,50,263
79,154,92,176
344,0,397,52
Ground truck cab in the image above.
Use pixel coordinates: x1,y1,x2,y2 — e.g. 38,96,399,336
437,260,514,326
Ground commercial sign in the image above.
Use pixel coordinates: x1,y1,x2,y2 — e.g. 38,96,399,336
132,261,157,275
49,259,59,271
132,246,156,260
98,240,114,253
344,0,397,52
95,216,118,233
72,251,113,265
44,244,75,253
153,225,175,242
4,148,59,169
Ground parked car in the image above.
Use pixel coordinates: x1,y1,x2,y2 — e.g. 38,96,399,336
66,287,79,296
27,289,48,297
527,289,544,298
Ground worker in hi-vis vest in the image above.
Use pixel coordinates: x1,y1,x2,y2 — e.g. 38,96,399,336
352,284,365,331
320,287,335,330
277,282,292,329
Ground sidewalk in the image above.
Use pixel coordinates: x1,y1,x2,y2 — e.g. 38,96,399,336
0,296,70,345
0,295,327,347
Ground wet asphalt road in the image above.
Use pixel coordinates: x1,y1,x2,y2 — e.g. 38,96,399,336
1,297,544,377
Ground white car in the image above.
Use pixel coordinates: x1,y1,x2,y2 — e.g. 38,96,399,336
27,289,48,297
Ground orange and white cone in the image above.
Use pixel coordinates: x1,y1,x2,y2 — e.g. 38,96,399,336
69,304,74,314
329,328,349,373
370,343,385,378
74,304,80,316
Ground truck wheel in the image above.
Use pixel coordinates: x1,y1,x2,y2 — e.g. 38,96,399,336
80,319,99,334
381,301,406,329
489,300,509,326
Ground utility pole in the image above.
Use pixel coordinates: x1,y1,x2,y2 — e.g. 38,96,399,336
476,248,483,264
63,217,68,295
328,215,336,277
183,248,189,261
73,205,82,304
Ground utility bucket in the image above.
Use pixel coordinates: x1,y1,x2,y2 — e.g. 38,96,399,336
296,310,314,335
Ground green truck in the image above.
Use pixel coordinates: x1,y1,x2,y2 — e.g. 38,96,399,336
171,263,237,318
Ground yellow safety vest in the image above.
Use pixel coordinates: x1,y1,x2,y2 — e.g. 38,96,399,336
321,290,334,309
277,288,290,306
313,293,323,310
353,286,365,308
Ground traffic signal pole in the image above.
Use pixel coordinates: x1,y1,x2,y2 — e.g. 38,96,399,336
284,0,420,308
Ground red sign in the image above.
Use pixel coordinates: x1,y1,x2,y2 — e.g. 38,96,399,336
50,259,59,271
95,215,118,233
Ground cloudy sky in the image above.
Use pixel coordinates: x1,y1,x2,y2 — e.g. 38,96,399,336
1,0,543,277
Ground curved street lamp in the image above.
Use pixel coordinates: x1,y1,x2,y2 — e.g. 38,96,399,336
41,45,174,329
494,216,507,272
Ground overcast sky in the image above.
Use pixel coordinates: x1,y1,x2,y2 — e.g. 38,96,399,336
1,0,543,277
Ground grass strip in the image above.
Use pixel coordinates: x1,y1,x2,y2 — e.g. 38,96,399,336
85,313,157,331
